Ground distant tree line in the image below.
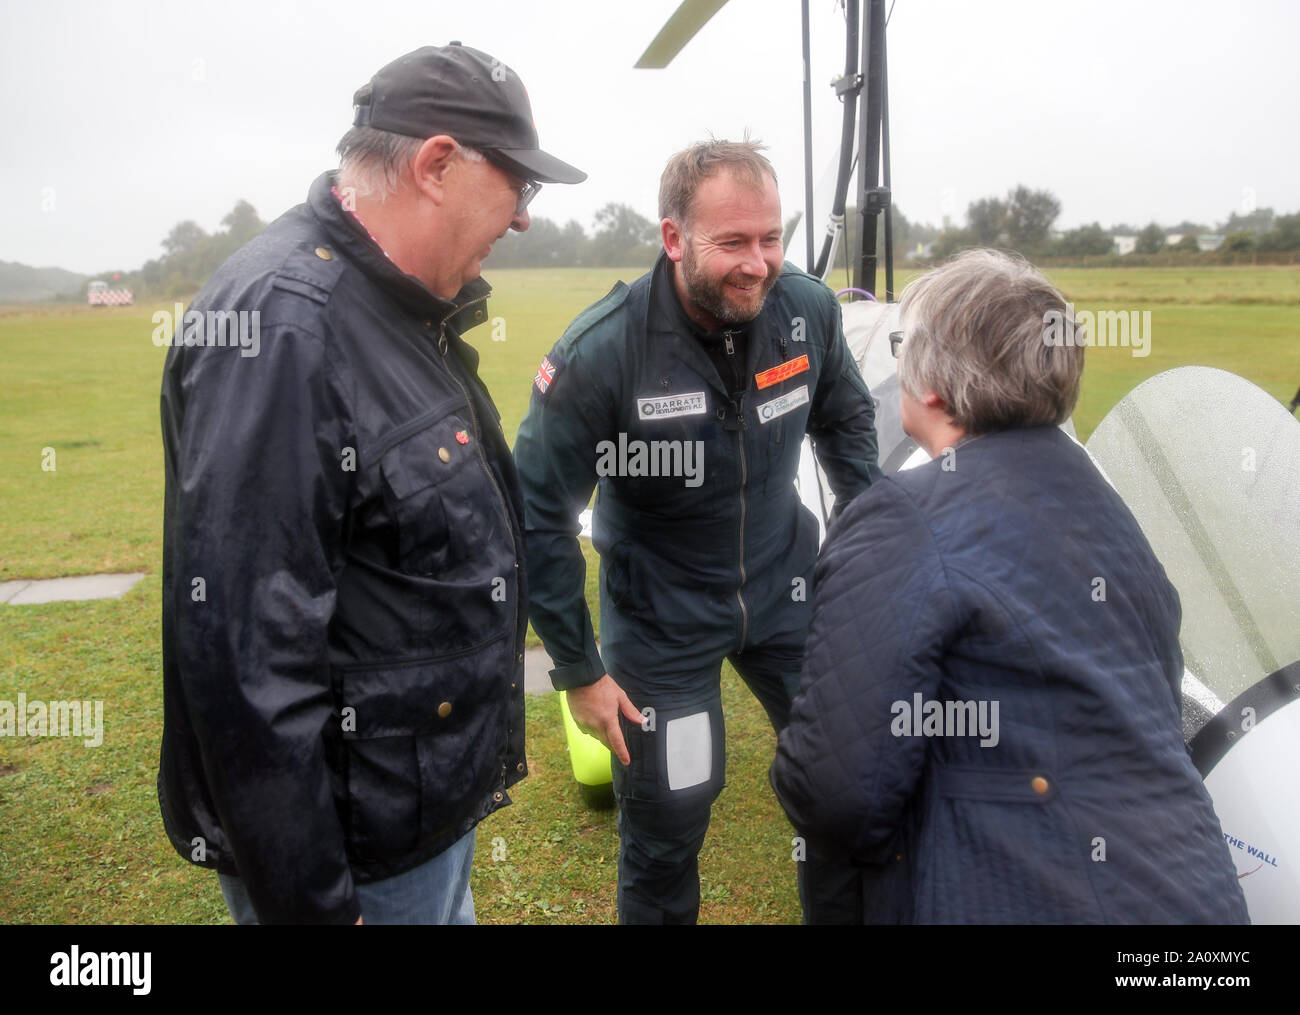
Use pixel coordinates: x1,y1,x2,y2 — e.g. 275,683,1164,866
89,189,1300,300
106,199,663,298
82,200,267,300
486,202,660,269
924,187,1300,260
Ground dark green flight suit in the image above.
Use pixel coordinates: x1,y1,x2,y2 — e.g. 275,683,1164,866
515,253,880,922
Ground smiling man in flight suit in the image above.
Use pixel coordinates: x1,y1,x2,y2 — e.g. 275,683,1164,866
514,139,881,923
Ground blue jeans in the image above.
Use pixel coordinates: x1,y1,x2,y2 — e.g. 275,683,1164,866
217,828,477,925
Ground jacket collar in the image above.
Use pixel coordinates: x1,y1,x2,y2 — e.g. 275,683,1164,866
306,171,492,331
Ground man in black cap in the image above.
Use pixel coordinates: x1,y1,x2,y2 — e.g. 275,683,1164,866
158,43,584,924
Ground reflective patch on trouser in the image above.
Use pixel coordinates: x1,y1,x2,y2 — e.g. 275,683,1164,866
612,696,725,923
665,711,711,790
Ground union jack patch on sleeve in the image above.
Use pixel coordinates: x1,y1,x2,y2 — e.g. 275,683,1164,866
534,354,558,394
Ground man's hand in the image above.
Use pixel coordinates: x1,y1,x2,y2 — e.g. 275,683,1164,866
567,674,642,766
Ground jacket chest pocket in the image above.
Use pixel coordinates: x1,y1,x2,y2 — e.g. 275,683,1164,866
377,399,512,578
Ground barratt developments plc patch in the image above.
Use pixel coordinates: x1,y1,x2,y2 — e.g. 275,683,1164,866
636,391,708,420
754,355,809,390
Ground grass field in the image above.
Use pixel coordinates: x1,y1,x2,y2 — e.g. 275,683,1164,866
1,264,1297,924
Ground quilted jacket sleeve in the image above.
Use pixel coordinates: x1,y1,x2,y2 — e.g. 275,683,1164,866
771,476,957,863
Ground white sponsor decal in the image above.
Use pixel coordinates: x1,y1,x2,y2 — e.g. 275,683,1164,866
636,391,707,419
756,384,809,424
666,711,712,790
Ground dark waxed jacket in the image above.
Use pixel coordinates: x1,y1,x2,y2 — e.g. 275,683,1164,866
514,253,880,694
158,172,528,924
771,426,1249,924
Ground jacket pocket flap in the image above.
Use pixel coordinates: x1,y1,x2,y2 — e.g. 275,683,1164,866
378,399,473,502
932,765,1057,803
337,633,509,739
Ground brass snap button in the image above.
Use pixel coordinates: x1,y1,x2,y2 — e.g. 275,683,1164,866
1031,776,1049,795
314,247,332,260
437,701,452,718
438,447,451,463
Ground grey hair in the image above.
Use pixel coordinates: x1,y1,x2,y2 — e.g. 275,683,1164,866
335,126,485,201
897,248,1084,434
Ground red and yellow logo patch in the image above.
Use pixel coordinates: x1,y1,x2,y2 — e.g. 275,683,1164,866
754,355,809,390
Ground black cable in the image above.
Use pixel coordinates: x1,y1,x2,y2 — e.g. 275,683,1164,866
813,0,860,279
801,0,815,272
882,22,894,301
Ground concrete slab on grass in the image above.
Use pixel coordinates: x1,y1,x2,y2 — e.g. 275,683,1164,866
525,645,557,695
0,581,34,604
2,573,145,605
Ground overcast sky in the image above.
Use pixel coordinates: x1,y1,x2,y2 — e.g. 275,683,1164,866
2,0,1297,275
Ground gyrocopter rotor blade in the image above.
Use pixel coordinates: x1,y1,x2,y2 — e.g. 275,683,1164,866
634,0,730,68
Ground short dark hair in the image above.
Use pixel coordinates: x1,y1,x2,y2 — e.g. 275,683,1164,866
658,139,776,229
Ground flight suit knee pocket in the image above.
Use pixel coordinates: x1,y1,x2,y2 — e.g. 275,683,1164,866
614,699,725,806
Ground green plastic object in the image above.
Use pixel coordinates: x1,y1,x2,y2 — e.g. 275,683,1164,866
559,690,616,809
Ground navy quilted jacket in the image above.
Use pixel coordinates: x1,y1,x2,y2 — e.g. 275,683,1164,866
771,426,1249,924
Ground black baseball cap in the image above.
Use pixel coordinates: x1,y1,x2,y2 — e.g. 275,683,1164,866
351,43,586,185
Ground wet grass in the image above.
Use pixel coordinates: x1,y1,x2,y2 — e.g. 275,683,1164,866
1,263,1296,922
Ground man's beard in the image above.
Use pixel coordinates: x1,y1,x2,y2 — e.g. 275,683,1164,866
680,242,779,328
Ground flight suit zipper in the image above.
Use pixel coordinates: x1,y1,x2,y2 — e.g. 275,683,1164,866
733,394,750,649
718,327,751,650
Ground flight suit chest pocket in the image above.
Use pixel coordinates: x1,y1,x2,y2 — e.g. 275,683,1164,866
756,382,811,494
377,400,506,577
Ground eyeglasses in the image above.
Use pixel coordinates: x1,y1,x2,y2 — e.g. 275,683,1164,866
889,331,904,358
511,179,542,217
481,150,541,217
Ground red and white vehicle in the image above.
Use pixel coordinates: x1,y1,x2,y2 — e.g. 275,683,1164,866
87,280,133,306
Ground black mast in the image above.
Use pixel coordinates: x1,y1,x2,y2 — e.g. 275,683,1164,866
801,0,815,272
853,0,889,297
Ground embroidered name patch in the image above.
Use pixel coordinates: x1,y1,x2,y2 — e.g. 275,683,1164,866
636,391,708,419
756,384,809,424
754,355,809,390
